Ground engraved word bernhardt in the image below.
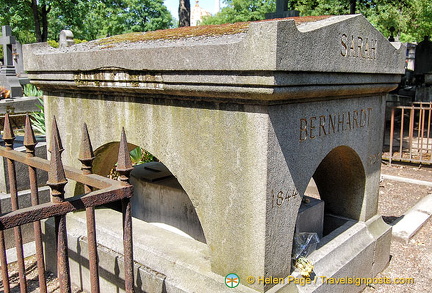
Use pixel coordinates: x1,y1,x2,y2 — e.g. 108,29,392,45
341,34,377,59
299,108,373,141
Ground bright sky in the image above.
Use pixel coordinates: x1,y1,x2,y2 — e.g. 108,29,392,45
164,0,222,19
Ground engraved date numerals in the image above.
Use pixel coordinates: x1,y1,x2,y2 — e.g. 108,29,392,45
271,189,298,208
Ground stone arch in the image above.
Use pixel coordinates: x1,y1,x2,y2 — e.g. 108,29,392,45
301,146,366,237
312,145,366,221
82,141,207,243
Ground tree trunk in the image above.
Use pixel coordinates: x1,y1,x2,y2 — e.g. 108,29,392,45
349,0,356,14
178,0,190,27
41,4,50,42
31,0,42,42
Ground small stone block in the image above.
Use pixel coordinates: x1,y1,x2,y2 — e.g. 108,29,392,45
392,193,432,243
295,196,324,238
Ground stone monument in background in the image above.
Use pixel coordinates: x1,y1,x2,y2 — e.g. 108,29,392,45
0,26,23,97
266,0,299,19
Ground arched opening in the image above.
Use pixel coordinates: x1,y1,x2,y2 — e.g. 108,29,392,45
301,146,366,237
79,142,207,243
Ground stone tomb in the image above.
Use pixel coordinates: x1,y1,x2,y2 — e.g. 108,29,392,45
24,15,405,292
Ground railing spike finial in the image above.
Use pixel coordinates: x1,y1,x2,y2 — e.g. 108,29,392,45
2,113,15,147
47,119,68,203
24,114,38,151
78,123,95,163
116,127,133,182
49,116,64,154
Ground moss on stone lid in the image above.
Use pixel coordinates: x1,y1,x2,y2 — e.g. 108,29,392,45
95,15,332,46
95,22,250,46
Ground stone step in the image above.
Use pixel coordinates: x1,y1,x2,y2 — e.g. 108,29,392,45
1,186,50,249
392,193,432,243
0,96,41,114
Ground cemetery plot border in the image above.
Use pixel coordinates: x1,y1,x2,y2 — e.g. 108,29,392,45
0,114,134,293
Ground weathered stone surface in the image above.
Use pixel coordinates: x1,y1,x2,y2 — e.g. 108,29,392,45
43,209,258,293
59,30,74,48
296,196,324,238
24,15,404,101
41,93,386,292
130,162,206,243
392,194,432,243
0,96,41,115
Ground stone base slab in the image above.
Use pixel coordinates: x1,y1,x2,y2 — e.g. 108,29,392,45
43,209,390,293
43,208,257,293
268,215,391,293
1,186,50,249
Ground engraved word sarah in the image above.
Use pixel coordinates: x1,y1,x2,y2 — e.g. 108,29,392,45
341,34,377,59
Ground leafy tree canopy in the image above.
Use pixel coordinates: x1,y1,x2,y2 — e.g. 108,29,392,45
202,0,276,25
202,0,431,43
0,0,174,43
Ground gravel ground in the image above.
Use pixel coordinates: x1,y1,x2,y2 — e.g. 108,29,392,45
1,162,431,292
2,258,83,292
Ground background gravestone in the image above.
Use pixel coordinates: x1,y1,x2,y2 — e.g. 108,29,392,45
414,36,432,76
266,0,299,19
12,41,30,86
0,26,23,97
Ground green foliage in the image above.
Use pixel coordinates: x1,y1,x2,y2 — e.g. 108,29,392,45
47,40,59,48
1,0,430,46
202,0,276,25
291,0,351,16
404,0,432,42
23,84,45,134
0,0,37,43
201,0,431,43
291,0,429,42
47,39,86,48
0,0,174,44
23,84,43,97
30,98,46,135
49,0,174,41
129,147,157,165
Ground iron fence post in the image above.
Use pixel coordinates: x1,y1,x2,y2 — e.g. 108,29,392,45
116,128,134,293
3,113,27,292
78,123,100,293
47,117,71,293
24,114,47,293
